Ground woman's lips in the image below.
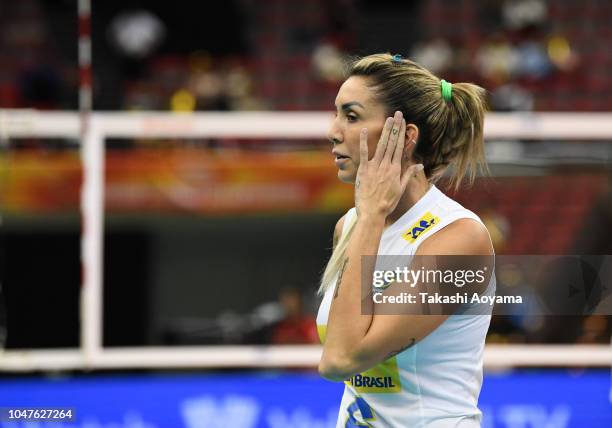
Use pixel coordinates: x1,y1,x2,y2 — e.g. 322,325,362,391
335,156,350,168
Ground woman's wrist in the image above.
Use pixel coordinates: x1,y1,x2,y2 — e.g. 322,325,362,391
356,211,386,227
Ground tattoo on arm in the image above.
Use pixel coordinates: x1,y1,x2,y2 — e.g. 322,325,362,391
384,338,416,360
333,258,349,299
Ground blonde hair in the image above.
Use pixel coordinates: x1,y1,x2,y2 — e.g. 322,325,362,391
319,53,489,295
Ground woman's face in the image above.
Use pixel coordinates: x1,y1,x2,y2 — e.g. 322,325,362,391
327,76,388,183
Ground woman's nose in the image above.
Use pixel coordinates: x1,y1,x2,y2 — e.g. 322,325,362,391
327,123,343,145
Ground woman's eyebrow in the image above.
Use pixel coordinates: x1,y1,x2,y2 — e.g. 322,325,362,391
335,101,365,111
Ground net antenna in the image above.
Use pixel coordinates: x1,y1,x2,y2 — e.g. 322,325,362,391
78,0,105,365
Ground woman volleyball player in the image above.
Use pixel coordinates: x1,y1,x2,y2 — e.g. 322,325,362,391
317,53,495,427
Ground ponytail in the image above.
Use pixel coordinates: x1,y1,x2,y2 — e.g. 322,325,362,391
429,81,489,191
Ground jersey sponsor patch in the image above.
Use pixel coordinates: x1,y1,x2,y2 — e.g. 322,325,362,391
345,357,402,394
401,211,441,243
318,325,402,393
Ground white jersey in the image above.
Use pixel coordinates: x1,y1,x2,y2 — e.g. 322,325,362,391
317,184,495,428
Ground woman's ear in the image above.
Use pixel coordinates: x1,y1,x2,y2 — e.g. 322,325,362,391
404,123,419,161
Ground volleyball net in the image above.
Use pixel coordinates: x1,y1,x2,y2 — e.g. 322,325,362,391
0,109,611,371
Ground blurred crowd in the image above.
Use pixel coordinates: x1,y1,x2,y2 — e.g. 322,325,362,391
2,0,610,111
0,0,77,109
122,53,267,112
412,0,581,111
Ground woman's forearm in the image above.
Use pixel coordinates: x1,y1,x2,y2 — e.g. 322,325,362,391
320,212,385,378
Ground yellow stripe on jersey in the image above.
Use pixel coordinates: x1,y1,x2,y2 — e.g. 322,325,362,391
317,324,326,343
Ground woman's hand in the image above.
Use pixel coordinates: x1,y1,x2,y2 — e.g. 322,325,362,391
355,111,423,218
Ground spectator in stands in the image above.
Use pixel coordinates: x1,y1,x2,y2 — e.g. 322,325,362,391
410,38,453,75
489,84,534,111
479,207,510,254
576,315,611,344
271,287,319,344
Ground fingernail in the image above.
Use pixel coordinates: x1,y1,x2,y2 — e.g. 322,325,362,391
416,164,424,171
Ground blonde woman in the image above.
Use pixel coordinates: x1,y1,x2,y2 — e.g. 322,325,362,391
317,53,495,427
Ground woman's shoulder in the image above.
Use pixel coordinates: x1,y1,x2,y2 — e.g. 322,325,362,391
333,207,357,247
417,216,493,256
412,187,493,255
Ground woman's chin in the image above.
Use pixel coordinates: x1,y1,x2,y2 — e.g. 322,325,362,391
337,169,356,184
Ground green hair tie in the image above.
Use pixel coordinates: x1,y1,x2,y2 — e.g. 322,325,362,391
440,79,453,102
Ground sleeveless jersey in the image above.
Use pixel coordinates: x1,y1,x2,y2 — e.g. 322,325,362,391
316,184,495,428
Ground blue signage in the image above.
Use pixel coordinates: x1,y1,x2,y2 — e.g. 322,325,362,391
0,370,609,427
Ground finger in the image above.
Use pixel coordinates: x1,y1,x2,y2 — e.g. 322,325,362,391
400,163,424,190
383,112,403,164
359,128,369,169
392,119,406,164
373,117,393,164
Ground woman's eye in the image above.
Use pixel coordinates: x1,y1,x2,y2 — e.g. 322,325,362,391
347,115,357,122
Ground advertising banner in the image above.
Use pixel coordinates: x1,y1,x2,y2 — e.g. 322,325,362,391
0,371,609,427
